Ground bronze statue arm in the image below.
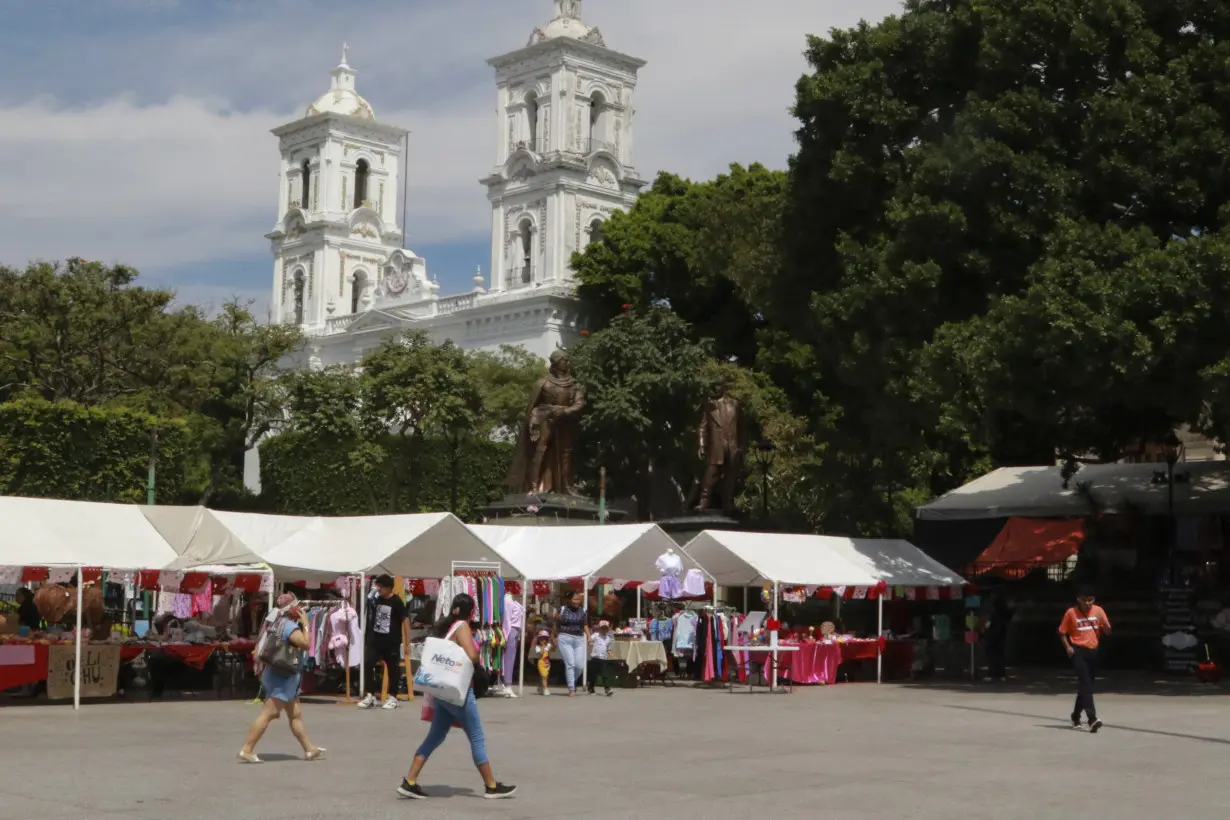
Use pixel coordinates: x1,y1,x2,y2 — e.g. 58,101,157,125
559,385,586,416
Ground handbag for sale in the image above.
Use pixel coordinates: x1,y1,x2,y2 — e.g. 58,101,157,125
413,621,473,706
257,616,301,676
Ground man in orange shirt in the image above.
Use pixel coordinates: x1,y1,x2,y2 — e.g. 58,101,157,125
1058,586,1111,732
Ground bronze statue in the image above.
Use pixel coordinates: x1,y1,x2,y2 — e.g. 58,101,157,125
690,392,746,513
507,349,586,495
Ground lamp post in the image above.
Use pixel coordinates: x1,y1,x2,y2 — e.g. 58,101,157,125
752,440,776,519
1156,431,1190,583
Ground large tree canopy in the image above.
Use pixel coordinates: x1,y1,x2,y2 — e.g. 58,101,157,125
772,0,1230,532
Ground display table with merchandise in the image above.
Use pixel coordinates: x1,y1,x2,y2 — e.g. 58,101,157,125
728,638,915,685
608,639,669,686
0,639,256,696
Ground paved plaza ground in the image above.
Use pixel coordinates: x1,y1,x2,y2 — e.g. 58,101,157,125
2,675,1227,819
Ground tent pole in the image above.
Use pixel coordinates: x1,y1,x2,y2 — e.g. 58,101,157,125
74,567,83,711
770,581,779,693
742,585,747,614
359,575,367,698
636,586,641,620
581,577,590,692
518,579,527,697
876,593,884,684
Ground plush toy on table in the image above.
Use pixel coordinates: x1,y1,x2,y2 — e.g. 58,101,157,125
820,621,836,641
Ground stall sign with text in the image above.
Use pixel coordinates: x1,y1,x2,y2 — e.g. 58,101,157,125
46,645,120,700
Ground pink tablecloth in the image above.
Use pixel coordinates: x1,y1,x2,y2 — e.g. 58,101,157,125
757,642,841,684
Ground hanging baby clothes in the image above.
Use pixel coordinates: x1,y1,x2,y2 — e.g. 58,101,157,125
655,550,684,600
329,602,362,667
681,569,706,597
674,610,699,656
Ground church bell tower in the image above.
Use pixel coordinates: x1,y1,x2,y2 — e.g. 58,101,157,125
482,0,647,294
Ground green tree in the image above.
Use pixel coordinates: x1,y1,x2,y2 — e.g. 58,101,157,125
572,165,785,365
572,307,714,518
774,0,1230,533
467,345,547,438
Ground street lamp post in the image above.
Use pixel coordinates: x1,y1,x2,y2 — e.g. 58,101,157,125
752,440,776,519
1156,431,1190,584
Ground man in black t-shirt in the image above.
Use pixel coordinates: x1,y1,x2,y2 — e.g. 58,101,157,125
359,574,410,710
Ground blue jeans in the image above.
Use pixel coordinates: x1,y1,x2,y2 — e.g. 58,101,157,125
557,633,586,691
415,688,488,766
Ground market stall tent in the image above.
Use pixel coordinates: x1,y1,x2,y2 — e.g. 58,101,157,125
140,505,286,570
470,523,700,582
916,461,1230,521
257,512,521,580
680,530,880,587
0,495,179,570
471,523,711,695
812,537,966,589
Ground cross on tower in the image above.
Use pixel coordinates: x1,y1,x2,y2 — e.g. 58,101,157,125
555,0,582,20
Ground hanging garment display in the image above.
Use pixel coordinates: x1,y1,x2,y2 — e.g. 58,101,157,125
681,569,706,597
655,549,684,600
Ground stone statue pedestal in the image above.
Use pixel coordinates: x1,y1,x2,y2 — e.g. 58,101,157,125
478,493,627,526
654,511,748,546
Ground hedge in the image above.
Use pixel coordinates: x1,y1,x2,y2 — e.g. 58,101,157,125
259,431,512,520
0,397,190,503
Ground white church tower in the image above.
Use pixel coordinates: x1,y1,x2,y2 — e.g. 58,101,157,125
267,45,432,332
482,0,647,293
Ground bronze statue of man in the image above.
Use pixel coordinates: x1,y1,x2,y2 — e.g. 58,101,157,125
507,349,586,495
691,391,746,513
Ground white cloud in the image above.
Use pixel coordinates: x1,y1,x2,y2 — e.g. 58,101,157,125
0,0,903,279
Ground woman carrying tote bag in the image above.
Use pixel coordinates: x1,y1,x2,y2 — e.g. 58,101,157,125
239,593,325,763
398,594,516,800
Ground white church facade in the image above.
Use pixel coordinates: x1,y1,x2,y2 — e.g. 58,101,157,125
268,0,646,366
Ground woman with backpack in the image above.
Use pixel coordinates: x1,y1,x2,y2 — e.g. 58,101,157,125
397,593,516,800
238,593,325,763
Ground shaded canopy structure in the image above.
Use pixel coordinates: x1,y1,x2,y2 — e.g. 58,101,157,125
916,462,1230,521
968,517,1086,578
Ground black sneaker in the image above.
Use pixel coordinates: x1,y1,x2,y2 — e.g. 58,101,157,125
1089,719,1103,734
397,780,427,800
1071,714,1081,729
605,688,613,697
484,783,517,800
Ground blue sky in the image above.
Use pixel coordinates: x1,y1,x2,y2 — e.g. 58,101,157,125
0,0,902,316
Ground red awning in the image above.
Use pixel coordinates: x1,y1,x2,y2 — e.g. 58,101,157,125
970,517,1085,578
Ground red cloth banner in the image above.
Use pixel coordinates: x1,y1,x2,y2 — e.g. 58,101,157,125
180,572,209,594
532,581,551,596
211,576,231,596
138,570,160,590
505,581,522,596
232,574,262,593
21,567,48,583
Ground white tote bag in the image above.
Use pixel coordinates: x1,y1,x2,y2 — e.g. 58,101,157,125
413,621,473,706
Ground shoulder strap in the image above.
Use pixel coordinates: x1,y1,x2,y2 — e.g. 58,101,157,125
444,620,465,640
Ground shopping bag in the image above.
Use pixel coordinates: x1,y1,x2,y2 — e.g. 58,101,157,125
413,622,473,706
420,693,462,728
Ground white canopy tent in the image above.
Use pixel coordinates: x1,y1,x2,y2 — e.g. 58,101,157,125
0,495,184,710
0,496,179,570
215,511,521,700
682,530,966,684
140,505,286,570
470,523,711,695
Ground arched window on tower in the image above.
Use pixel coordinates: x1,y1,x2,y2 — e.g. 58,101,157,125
588,218,606,246
354,159,370,209
589,91,607,153
525,91,539,151
351,270,369,314
518,219,534,285
292,269,306,325
300,159,311,209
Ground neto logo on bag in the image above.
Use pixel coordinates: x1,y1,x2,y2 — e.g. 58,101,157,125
431,654,462,667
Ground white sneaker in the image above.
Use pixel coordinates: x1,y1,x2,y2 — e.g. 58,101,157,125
541,688,551,697
382,697,399,710
357,694,377,709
